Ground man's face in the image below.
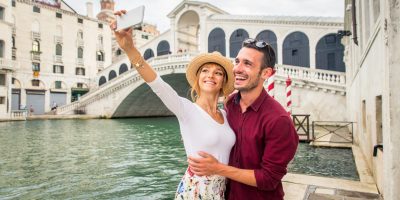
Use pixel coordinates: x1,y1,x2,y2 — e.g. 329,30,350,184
233,47,266,92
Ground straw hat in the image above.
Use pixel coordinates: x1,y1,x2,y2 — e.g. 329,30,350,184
186,52,234,95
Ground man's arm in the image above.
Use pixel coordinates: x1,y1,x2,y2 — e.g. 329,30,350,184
188,152,257,187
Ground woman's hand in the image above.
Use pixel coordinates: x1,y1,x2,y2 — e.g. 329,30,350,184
110,10,135,52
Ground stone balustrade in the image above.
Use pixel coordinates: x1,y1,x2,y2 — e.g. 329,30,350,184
57,53,347,115
11,110,27,120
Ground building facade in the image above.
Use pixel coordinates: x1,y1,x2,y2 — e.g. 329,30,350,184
343,0,400,198
3,0,112,117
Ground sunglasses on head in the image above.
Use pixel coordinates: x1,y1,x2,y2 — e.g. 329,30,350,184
243,38,269,49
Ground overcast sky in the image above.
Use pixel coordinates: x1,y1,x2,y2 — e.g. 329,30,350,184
63,0,344,32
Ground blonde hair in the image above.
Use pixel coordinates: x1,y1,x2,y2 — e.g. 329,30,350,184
190,63,228,102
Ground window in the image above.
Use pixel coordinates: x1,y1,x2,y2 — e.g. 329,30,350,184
53,65,64,74
376,95,383,144
327,53,336,67
12,78,15,84
98,23,103,28
292,49,298,56
12,37,15,48
325,35,336,44
0,97,5,104
56,12,62,19
32,79,40,86
97,51,104,61
77,18,83,24
32,40,40,52
77,47,83,58
56,44,62,56
116,49,122,56
12,0,16,7
76,68,85,76
32,63,40,71
0,74,5,85
55,81,62,89
33,6,40,13
77,83,83,88
0,6,4,20
142,35,149,39
78,31,83,39
0,40,4,58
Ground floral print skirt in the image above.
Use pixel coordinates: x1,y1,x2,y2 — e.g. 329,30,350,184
174,167,226,200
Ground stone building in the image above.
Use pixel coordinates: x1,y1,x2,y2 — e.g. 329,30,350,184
343,0,400,198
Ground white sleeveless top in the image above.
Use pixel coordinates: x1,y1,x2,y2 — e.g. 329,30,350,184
147,75,236,164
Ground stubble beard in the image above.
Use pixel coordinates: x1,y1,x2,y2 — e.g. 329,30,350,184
235,72,262,93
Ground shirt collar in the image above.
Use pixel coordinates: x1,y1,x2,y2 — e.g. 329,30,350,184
234,89,268,112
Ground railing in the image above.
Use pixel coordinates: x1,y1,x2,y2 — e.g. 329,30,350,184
0,58,19,70
76,58,84,66
31,51,41,61
31,31,40,40
12,48,16,60
11,110,27,120
312,121,354,144
54,36,63,44
54,55,63,63
275,65,346,86
76,39,84,47
292,114,311,142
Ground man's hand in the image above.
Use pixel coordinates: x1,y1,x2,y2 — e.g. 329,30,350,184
188,151,221,176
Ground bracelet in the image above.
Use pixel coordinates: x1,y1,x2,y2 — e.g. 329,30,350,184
130,56,144,70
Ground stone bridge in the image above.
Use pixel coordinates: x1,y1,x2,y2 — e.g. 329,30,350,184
57,53,347,121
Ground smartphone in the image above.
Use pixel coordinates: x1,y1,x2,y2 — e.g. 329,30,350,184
116,5,145,31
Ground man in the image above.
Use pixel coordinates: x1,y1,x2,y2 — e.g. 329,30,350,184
188,38,299,199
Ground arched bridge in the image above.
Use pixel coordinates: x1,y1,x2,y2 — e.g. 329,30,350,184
57,53,347,121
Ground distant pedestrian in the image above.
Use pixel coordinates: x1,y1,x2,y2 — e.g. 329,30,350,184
29,105,34,116
51,101,58,111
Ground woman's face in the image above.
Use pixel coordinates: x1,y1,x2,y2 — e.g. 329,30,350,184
197,63,226,95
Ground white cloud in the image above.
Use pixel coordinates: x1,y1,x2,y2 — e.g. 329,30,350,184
63,0,344,32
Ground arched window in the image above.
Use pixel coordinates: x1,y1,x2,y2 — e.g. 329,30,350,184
256,30,278,63
283,31,310,67
116,48,122,56
119,63,128,75
56,44,62,56
0,40,4,58
157,40,170,56
316,34,345,72
77,31,83,39
32,40,40,52
97,51,104,61
208,28,226,56
143,49,154,60
230,29,249,58
99,76,106,86
77,47,83,58
108,70,117,81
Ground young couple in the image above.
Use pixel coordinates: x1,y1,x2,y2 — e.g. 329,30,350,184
111,10,299,200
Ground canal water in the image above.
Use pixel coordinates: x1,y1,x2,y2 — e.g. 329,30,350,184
0,118,358,199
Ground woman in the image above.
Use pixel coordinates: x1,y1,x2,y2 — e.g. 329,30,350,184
111,10,236,200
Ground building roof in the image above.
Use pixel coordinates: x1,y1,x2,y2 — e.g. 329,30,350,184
209,14,344,25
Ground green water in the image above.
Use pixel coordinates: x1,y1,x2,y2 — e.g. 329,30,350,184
0,118,358,199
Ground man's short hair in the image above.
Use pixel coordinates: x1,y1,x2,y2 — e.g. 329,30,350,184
242,38,276,70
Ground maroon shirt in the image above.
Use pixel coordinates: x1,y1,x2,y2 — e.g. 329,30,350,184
225,89,299,200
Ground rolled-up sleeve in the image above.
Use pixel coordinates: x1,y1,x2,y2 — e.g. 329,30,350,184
254,116,299,190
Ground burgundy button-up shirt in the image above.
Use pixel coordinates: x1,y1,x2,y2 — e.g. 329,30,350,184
225,89,299,200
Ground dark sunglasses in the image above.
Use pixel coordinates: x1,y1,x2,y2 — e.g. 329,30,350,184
243,38,269,49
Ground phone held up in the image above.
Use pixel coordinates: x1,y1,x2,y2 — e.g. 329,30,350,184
116,5,145,31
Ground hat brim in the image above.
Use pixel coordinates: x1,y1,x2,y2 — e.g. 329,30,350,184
186,52,235,96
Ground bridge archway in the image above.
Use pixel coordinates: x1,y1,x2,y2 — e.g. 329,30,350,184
99,76,106,86
256,30,278,63
283,31,310,67
119,63,128,75
208,27,226,56
316,33,345,72
143,48,155,60
112,73,191,117
177,10,200,52
230,29,249,58
108,70,117,81
157,40,170,56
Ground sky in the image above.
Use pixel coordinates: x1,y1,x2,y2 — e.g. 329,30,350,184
63,0,344,32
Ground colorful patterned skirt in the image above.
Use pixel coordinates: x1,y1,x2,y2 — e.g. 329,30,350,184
174,167,226,200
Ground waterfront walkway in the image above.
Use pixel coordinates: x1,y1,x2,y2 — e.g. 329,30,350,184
284,145,381,200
